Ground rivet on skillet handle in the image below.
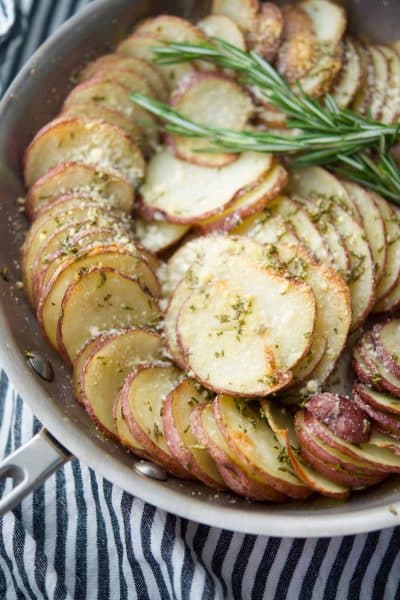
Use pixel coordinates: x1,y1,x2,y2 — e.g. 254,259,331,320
0,429,71,517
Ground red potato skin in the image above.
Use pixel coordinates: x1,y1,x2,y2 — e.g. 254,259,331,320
120,364,194,480
196,164,288,234
165,133,236,169
72,332,111,404
295,416,383,477
358,333,400,397
372,320,400,379
212,397,311,499
353,384,400,416
305,393,371,444
352,346,374,385
112,395,152,461
162,382,227,490
352,383,400,432
298,442,385,489
189,405,286,501
300,410,400,473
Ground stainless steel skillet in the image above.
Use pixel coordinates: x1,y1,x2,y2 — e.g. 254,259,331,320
0,0,400,538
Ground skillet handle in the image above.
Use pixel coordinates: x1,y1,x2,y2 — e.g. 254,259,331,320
0,429,71,517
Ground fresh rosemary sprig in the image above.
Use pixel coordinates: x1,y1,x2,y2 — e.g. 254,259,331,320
130,39,400,204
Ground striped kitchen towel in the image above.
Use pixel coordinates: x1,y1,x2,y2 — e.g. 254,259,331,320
1,1,400,598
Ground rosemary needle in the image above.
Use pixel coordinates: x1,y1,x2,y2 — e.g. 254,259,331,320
130,39,400,205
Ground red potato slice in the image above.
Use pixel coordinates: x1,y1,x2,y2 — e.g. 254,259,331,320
78,327,163,437
113,393,150,459
372,320,400,378
62,81,157,139
352,387,400,435
198,15,246,50
164,279,191,369
277,5,315,85
358,332,400,397
79,53,168,101
168,73,253,168
120,362,191,478
371,195,400,307
140,149,273,224
116,33,197,91
211,0,259,32
89,66,158,99
133,15,207,45
368,45,390,120
374,279,400,314
73,332,110,403
368,429,400,455
354,382,400,417
379,45,400,124
162,378,226,489
61,104,149,152
57,267,161,365
37,244,160,349
299,0,346,44
135,219,189,254
177,253,316,396
214,395,311,499
190,403,286,501
289,169,375,330
342,181,387,285
299,42,342,98
352,344,375,385
301,409,400,472
23,117,146,189
351,42,374,115
246,3,283,62
268,196,332,266
25,162,134,220
22,200,121,306
276,243,351,386
306,393,371,444
196,163,288,233
232,210,299,247
331,37,362,108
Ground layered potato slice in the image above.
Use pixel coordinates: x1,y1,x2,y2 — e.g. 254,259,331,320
57,267,161,364
162,378,226,489
246,2,283,62
276,244,351,387
367,45,390,120
133,15,207,45
371,194,400,308
198,14,246,50
116,33,197,91
191,403,286,501
76,328,163,437
25,162,134,219
135,219,189,254
177,252,316,396
37,244,160,349
113,393,150,459
277,5,315,85
120,362,191,478
331,38,362,108
168,73,253,167
210,0,259,32
213,395,311,498
140,149,273,224
23,117,146,188
379,45,400,124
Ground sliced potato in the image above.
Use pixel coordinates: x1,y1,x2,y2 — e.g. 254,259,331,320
358,332,400,397
57,267,161,364
196,163,287,233
24,117,146,188
120,362,190,478
25,162,134,219
62,103,149,153
78,327,162,436
276,243,351,386
354,382,400,417
135,218,189,254
331,37,362,108
163,378,226,489
90,66,158,99
164,279,191,369
211,0,259,32
62,80,157,140
301,409,400,472
371,194,400,306
368,45,389,120
140,149,273,224
198,14,246,50
177,253,316,396
134,15,207,45
372,319,400,379
113,393,149,458
342,181,387,285
351,42,374,115
379,45,400,124
298,41,342,98
73,332,110,403
191,403,286,501
299,0,346,44
80,53,168,101
37,244,160,349
246,2,283,62
168,73,253,167
374,276,400,314
214,395,311,498
277,5,315,84
116,33,197,91
232,210,299,246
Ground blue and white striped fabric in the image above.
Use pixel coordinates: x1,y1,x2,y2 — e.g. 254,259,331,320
1,2,400,598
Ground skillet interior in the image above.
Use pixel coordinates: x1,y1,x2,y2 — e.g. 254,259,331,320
1,0,400,537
